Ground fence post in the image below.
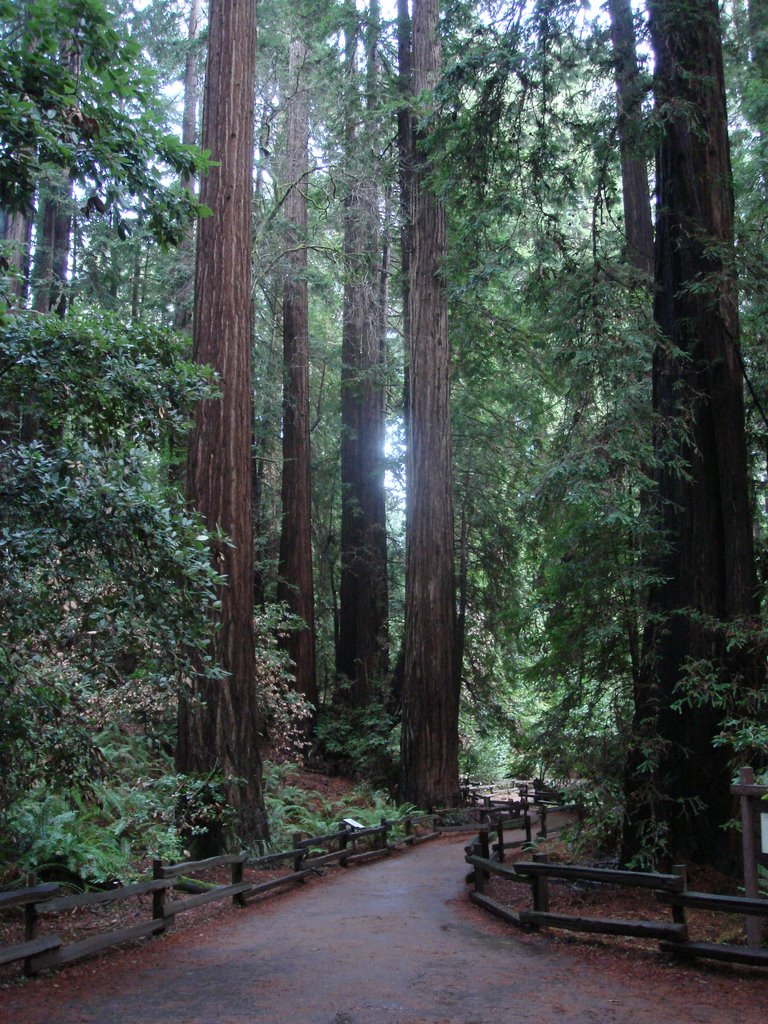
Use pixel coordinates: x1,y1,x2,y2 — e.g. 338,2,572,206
532,852,549,913
380,816,389,851
338,821,349,867
538,803,548,839
524,809,532,846
152,858,168,934
292,833,304,875
22,885,39,979
671,864,687,929
232,854,246,907
479,826,491,882
404,816,413,844
496,817,505,864
734,766,763,949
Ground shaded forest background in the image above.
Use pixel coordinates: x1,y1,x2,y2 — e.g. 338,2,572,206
1,0,767,887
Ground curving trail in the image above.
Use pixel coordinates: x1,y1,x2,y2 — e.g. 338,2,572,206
3,836,762,1024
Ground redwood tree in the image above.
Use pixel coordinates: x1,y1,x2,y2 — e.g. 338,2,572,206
278,37,318,711
338,0,389,705
177,0,266,849
400,0,460,809
607,0,653,277
622,0,761,868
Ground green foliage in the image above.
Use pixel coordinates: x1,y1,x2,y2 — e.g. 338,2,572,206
260,761,417,854
315,701,400,792
0,309,220,811
0,0,208,243
1,728,243,884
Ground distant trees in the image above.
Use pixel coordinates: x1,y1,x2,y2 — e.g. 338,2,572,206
607,0,653,277
278,35,318,712
177,0,267,849
338,0,389,706
4,0,768,870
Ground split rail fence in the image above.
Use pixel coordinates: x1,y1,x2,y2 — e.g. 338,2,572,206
465,827,768,969
0,805,503,978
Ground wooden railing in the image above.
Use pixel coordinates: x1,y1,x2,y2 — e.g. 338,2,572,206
0,809,463,977
465,828,768,968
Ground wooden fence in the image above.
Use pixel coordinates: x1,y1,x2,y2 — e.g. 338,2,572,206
0,806,498,978
465,827,768,968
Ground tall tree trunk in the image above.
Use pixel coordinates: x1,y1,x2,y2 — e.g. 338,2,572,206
391,0,414,717
177,0,266,851
174,0,203,332
621,0,760,869
400,0,460,810
397,0,414,431
748,0,768,72
0,209,31,305
337,0,389,706
607,0,654,277
32,183,72,316
278,38,318,712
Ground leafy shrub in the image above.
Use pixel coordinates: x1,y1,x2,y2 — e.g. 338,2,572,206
314,701,399,792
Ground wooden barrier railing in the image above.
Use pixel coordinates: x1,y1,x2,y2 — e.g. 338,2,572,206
0,808,461,977
465,829,768,968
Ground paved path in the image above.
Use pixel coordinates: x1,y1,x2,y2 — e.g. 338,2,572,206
2,837,756,1024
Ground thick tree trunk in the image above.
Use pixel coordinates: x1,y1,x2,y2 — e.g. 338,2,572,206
337,1,389,705
278,38,318,712
607,0,654,277
400,0,460,810
621,0,760,869
397,0,414,431
177,0,266,851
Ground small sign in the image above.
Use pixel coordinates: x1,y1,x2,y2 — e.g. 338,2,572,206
343,817,366,830
761,813,768,855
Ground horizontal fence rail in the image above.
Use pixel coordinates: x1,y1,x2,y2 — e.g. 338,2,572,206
465,827,768,968
1,806,494,977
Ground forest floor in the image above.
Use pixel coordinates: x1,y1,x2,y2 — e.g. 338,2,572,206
2,773,768,1023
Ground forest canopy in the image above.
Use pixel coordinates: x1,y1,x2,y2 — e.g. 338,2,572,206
1,0,766,884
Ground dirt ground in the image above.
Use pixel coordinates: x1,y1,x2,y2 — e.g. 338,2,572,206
3,834,768,1024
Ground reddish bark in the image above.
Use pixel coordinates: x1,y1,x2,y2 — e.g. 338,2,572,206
622,0,760,868
178,0,266,849
400,0,460,810
338,1,389,705
278,38,318,712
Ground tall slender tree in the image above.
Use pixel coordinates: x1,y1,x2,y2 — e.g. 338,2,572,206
278,37,318,712
177,0,266,850
0,210,31,304
337,0,389,705
400,0,460,809
173,0,203,332
622,0,761,868
607,0,653,277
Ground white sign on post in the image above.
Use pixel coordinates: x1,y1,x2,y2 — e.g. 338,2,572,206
761,813,768,855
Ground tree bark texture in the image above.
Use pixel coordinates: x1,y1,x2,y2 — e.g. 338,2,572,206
622,0,760,868
397,0,414,431
337,1,389,705
607,0,654,277
178,0,266,849
32,185,72,316
278,38,318,711
0,209,31,304
400,0,460,810
174,0,203,332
